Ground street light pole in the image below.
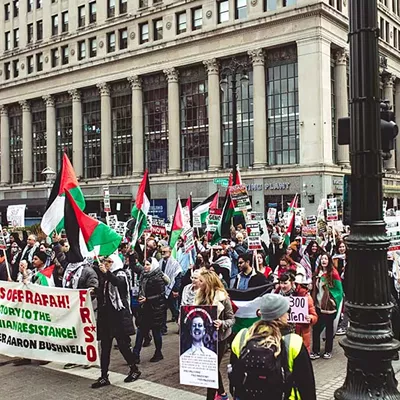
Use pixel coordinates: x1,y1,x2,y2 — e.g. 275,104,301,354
334,1,400,398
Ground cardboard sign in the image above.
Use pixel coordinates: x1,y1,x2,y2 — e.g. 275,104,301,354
206,209,222,232
106,215,118,230
288,296,309,324
230,184,252,212
247,211,264,222
7,205,26,227
151,217,167,236
326,198,338,222
246,222,262,251
114,221,127,238
193,213,202,228
267,208,277,224
184,228,195,253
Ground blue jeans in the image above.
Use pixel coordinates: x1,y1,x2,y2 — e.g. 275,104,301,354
133,327,162,356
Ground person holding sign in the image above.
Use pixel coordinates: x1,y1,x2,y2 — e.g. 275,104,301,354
276,272,317,353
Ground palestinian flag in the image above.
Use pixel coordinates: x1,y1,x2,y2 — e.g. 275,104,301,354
35,265,56,286
210,188,234,245
228,167,242,186
169,199,184,250
229,284,273,333
193,191,219,224
131,170,151,246
286,193,298,213
284,194,298,247
65,191,121,262
41,153,85,235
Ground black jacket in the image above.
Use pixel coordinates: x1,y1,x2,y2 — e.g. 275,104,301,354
268,242,287,270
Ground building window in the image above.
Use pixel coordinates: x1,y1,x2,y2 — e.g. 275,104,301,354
4,62,11,80
111,81,132,176
119,0,127,13
89,37,97,57
27,23,33,44
266,46,299,165
89,1,96,23
140,22,149,44
78,5,85,27
331,60,337,164
82,88,101,179
394,27,398,48
36,52,43,71
235,0,247,19
13,59,19,77
5,32,11,51
139,0,148,7
27,0,33,12
56,95,73,170
153,0,162,5
62,11,69,33
107,0,115,18
27,55,33,74
143,74,169,174
32,103,47,182
37,20,43,40
5,3,10,20
13,28,19,48
36,0,42,7
51,48,59,67
153,19,163,41
221,57,254,168
192,7,202,30
386,21,390,43
177,12,187,34
180,65,209,172
52,15,59,36
283,0,296,5
264,0,277,10
218,0,229,23
13,0,19,17
9,106,23,184
380,17,384,39
78,40,86,60
61,45,69,65
107,32,116,52
119,28,128,49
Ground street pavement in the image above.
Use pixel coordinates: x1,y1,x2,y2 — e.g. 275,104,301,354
1,323,400,400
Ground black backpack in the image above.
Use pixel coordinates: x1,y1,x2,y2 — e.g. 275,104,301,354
229,333,296,400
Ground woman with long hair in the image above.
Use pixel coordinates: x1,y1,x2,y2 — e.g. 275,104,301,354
195,269,235,400
180,251,210,292
256,251,273,280
230,293,316,400
310,252,343,360
301,240,323,278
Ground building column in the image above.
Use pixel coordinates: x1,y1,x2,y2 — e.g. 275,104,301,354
43,95,57,171
203,59,222,171
395,79,400,171
68,89,83,178
97,83,112,179
248,49,267,168
163,68,180,173
128,75,144,176
334,50,350,166
20,100,33,183
383,73,396,171
0,106,10,184
297,37,332,165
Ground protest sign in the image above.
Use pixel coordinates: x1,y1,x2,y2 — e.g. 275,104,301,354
0,282,99,365
180,305,218,389
103,186,111,213
288,296,309,324
230,184,252,212
88,213,98,219
114,221,127,237
7,205,26,227
0,225,7,250
206,209,222,232
246,222,262,251
106,215,118,230
385,216,400,251
184,228,195,253
302,216,317,242
151,217,167,236
193,213,202,228
267,208,277,224
326,198,338,222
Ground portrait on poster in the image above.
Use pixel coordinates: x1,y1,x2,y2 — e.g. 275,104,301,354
179,305,218,389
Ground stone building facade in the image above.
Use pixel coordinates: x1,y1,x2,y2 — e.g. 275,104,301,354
0,0,400,223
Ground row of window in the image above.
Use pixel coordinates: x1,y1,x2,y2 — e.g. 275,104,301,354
379,0,400,18
5,49,299,183
379,16,400,51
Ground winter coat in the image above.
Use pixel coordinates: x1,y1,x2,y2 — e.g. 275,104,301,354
96,269,134,340
233,268,269,289
136,269,167,331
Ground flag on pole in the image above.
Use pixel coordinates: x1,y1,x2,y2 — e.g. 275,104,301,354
193,191,219,224
184,194,193,228
41,153,85,235
65,191,122,261
211,188,234,245
169,199,184,250
228,167,242,186
283,194,298,247
131,170,151,246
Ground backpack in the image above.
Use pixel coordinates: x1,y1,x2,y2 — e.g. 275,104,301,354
229,333,296,400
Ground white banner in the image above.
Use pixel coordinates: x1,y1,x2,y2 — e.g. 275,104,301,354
7,205,26,227
0,282,99,365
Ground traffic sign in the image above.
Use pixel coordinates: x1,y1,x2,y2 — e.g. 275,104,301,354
213,178,229,187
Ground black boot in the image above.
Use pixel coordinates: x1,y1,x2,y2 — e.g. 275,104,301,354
150,352,163,362
143,333,152,347
124,365,141,383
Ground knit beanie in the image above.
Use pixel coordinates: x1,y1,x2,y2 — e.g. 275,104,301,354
34,250,48,264
259,293,290,322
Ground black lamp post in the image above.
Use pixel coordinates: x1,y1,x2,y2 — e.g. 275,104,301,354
334,1,400,398
220,58,249,184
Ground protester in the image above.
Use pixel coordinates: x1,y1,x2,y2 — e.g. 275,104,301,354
195,269,235,400
268,233,286,270
20,234,39,269
301,240,323,279
333,240,348,335
273,255,307,285
0,250,9,281
133,257,169,364
147,238,162,261
9,241,22,281
256,251,273,280
92,254,140,388
230,293,316,400
181,268,201,306
31,251,61,287
286,241,301,263
17,260,32,284
234,232,248,255
234,253,269,290
159,245,182,334
310,252,343,360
